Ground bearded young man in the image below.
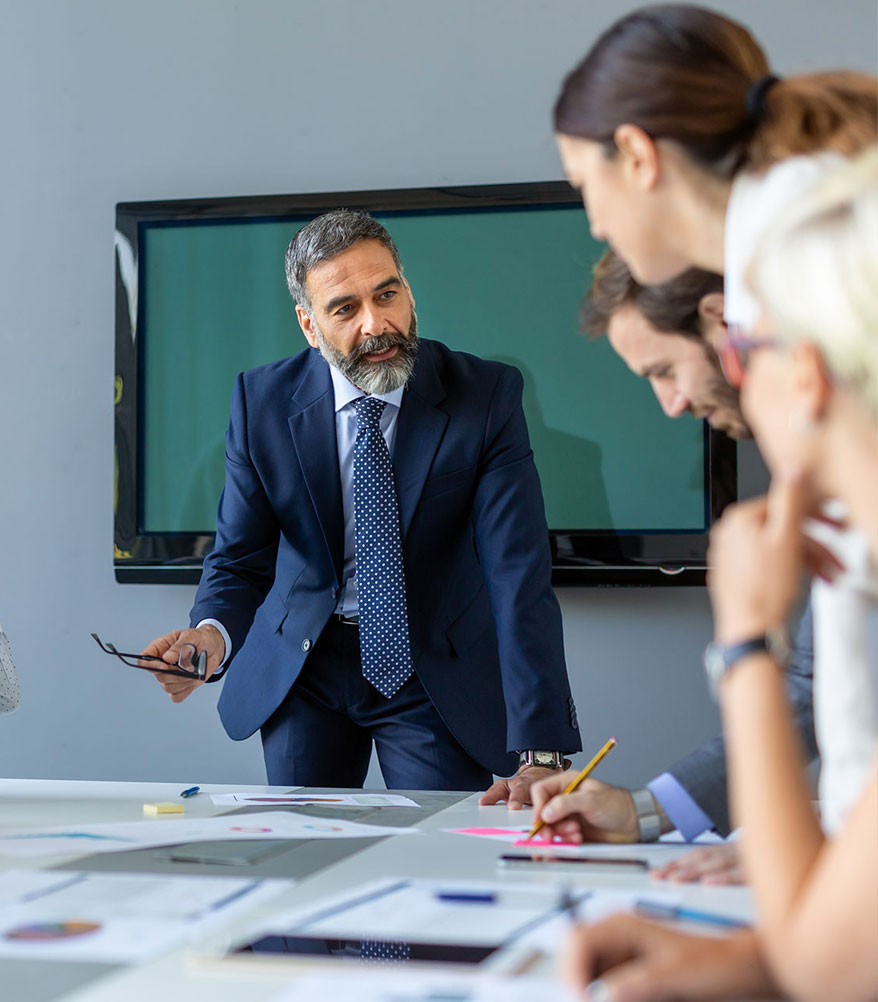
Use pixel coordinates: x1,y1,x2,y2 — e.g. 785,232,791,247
141,209,581,791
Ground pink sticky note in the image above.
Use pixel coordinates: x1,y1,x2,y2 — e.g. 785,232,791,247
511,837,585,845
452,827,528,837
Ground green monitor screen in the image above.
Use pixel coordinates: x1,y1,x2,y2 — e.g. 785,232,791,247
114,183,735,585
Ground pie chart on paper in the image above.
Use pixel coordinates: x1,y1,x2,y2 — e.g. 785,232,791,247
5,920,102,941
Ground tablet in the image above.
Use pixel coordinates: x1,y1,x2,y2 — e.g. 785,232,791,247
235,934,498,965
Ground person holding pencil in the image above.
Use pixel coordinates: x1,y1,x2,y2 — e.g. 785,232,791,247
525,737,617,843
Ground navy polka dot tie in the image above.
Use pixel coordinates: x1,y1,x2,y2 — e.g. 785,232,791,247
353,396,413,698
359,938,411,962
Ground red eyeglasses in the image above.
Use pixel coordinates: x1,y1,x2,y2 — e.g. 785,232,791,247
717,328,778,388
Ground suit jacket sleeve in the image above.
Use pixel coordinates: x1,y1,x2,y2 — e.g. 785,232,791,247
470,364,582,755
665,602,817,836
189,373,281,655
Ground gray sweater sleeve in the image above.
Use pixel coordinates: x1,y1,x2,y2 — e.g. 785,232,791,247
664,604,816,837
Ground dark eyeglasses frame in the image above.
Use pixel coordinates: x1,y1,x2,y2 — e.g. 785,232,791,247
91,633,208,680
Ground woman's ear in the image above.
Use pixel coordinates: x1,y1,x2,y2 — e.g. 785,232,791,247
791,341,832,421
613,124,660,190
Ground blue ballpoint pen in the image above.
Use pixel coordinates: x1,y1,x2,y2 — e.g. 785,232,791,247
635,898,750,929
435,891,496,904
179,786,200,798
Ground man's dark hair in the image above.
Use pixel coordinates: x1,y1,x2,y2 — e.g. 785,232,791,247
580,249,724,341
285,209,403,311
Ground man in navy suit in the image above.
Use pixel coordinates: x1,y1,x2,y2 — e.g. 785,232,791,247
142,209,581,791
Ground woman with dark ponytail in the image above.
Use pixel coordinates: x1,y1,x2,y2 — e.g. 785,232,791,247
553,4,876,308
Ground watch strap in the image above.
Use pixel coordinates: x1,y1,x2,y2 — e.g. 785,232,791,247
703,629,789,702
714,636,769,668
631,787,662,842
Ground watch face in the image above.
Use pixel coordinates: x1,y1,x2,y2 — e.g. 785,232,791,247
702,643,726,702
703,634,779,703
519,751,563,770
703,643,725,675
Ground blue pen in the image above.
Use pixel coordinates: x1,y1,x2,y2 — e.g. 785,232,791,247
179,786,201,798
435,891,496,904
635,899,750,929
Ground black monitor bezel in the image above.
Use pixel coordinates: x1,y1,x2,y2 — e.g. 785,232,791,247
114,181,736,586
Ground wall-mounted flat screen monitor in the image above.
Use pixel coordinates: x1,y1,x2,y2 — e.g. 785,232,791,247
114,182,735,585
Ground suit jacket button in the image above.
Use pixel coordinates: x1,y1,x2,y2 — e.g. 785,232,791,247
302,639,311,652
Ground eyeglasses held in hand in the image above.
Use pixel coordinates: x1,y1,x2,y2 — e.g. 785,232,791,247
91,633,208,680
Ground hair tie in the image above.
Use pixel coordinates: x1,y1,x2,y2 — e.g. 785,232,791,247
746,74,781,122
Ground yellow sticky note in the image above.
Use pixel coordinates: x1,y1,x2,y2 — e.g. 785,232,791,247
143,801,184,815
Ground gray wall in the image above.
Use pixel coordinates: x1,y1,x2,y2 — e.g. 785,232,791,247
1,0,875,788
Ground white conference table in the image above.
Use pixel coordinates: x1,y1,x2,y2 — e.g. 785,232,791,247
0,778,756,1002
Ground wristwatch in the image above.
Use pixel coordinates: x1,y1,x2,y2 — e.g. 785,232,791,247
703,628,790,702
518,750,566,770
631,788,663,842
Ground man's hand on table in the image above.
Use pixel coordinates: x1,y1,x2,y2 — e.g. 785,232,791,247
653,843,745,885
479,766,566,809
139,625,225,703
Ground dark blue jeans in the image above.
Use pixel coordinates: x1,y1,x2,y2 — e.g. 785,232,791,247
260,618,492,791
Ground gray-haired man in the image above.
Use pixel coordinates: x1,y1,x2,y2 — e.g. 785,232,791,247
142,209,582,792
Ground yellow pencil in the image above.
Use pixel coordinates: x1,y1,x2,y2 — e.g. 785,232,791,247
525,737,618,842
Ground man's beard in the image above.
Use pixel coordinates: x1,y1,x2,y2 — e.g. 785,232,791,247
314,311,419,395
696,372,751,440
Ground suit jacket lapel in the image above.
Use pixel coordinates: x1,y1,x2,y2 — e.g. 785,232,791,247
287,351,344,584
393,343,449,540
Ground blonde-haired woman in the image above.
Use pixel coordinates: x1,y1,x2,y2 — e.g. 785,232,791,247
562,149,878,1002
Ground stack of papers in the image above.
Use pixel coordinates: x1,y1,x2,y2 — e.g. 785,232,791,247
0,811,421,857
0,870,292,963
238,877,572,949
210,792,420,808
